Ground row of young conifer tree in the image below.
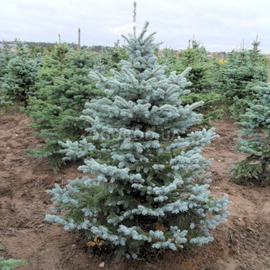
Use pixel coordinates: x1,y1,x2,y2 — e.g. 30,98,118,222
1,37,268,172
0,22,270,260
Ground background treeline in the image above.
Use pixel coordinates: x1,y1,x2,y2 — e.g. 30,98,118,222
0,41,121,54
0,40,235,59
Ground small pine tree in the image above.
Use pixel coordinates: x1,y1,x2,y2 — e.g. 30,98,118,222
157,48,178,71
0,41,40,107
37,43,71,87
93,40,128,75
45,22,231,260
217,42,269,119
0,44,14,106
158,41,223,126
26,46,103,170
229,82,270,186
28,43,44,58
177,40,212,94
0,44,13,81
0,246,27,270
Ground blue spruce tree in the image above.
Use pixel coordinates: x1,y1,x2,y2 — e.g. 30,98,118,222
229,82,270,186
0,44,14,106
46,22,231,260
0,41,40,107
0,44,14,82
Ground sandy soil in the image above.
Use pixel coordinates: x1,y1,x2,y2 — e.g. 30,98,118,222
1,111,270,270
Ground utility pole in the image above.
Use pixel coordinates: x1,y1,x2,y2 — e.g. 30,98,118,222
58,34,61,44
133,2,137,39
78,28,81,51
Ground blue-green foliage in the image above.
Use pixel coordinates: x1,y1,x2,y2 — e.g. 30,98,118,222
0,44,14,82
0,45,14,106
0,41,40,107
46,22,231,260
229,82,270,185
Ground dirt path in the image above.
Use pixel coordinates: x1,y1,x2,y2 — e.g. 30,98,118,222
1,112,270,270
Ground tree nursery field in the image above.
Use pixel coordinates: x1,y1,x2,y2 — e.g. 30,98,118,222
1,20,270,270
1,110,270,270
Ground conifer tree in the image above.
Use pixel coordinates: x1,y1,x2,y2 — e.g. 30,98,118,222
0,44,14,106
0,41,40,107
157,48,178,71
229,82,270,186
26,46,103,170
158,41,223,126
37,43,71,87
177,40,212,94
93,40,128,75
217,42,268,119
0,245,27,269
28,43,44,58
45,22,231,259
0,44,13,81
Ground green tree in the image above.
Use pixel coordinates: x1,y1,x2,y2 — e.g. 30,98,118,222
26,47,103,171
158,41,223,126
217,41,269,119
229,82,270,186
0,44,14,106
28,43,44,57
93,40,128,75
157,48,178,70
38,43,71,86
0,245,27,270
0,43,13,80
177,41,212,94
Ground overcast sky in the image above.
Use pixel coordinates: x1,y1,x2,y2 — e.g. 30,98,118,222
1,0,270,53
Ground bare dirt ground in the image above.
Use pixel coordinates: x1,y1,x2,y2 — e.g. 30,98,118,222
1,110,270,270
